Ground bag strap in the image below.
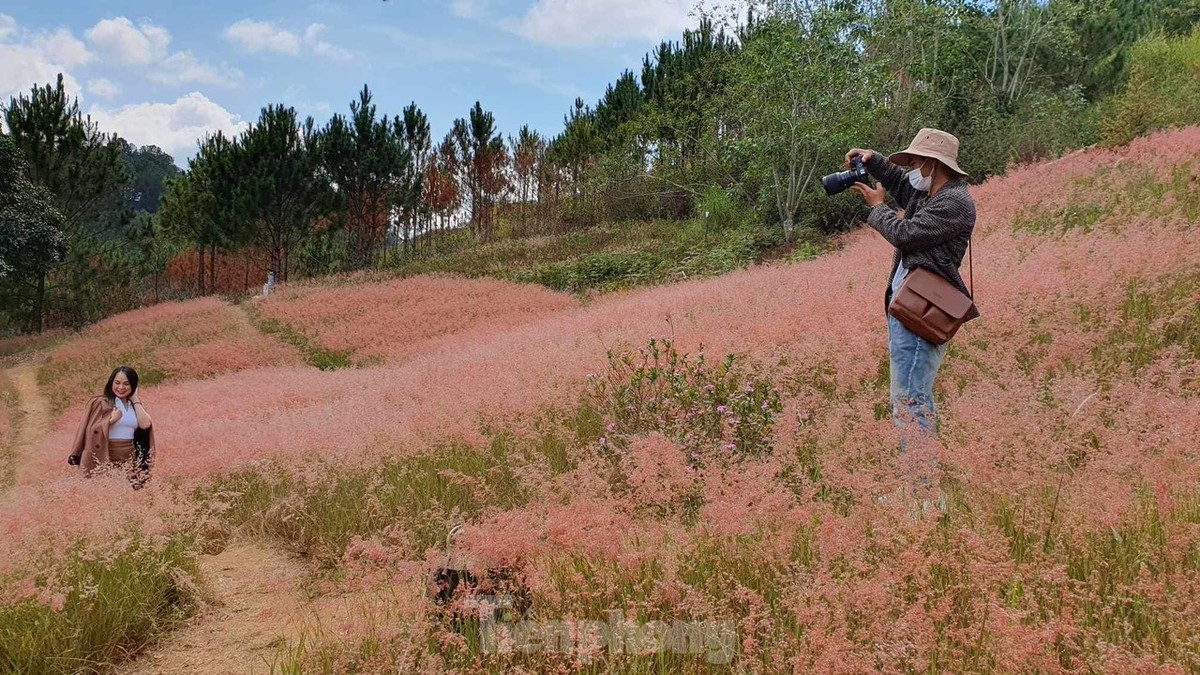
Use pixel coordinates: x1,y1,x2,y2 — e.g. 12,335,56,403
968,239,973,297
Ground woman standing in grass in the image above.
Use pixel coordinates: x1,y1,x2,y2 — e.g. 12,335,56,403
69,366,155,487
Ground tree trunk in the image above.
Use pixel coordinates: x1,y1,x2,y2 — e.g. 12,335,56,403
33,271,46,333
197,247,205,295
271,243,282,284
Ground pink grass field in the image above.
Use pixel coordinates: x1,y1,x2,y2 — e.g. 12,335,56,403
35,296,303,416
3,127,1200,671
255,274,580,364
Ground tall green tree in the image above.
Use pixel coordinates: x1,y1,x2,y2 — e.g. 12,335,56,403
400,102,431,252
319,86,416,267
160,169,212,294
451,102,508,242
0,134,67,332
639,20,738,177
2,74,129,329
595,71,645,143
972,0,1080,112
427,134,462,235
508,125,546,235
861,0,978,145
726,6,882,240
160,131,252,294
118,140,181,214
233,105,331,280
548,98,599,206
3,76,127,228
1046,0,1200,99
133,212,183,303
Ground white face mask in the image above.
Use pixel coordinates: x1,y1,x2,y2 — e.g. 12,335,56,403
907,161,932,191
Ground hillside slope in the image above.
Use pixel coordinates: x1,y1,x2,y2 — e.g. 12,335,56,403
2,127,1198,673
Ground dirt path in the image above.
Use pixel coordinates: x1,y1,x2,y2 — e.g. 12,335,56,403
117,540,312,675
3,364,51,489
116,539,410,674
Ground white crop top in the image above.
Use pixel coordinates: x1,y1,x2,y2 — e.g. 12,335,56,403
110,398,138,440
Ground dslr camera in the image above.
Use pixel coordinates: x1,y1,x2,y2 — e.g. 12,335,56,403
822,156,870,196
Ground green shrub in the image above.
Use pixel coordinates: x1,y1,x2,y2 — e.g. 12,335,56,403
1103,30,1200,146
513,251,664,292
588,337,783,470
695,187,740,232
1009,87,1099,163
672,226,781,279
959,87,1099,178
574,251,662,288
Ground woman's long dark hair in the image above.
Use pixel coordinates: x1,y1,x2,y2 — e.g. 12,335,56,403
103,366,139,405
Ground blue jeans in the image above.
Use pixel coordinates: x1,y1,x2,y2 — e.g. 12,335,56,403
887,313,948,439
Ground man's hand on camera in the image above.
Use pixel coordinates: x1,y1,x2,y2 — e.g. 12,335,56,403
845,149,874,167
849,181,886,207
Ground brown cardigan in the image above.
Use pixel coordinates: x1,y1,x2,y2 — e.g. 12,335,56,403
69,396,156,476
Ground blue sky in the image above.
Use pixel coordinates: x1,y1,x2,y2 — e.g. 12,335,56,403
0,0,701,166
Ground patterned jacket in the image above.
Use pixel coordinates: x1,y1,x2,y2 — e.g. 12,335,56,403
865,153,980,322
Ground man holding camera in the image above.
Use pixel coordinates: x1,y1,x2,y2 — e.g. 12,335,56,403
844,128,978,489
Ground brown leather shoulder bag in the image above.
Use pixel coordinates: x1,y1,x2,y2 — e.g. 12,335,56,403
887,244,975,345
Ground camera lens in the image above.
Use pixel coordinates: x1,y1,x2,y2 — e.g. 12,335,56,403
821,171,849,195
821,158,869,196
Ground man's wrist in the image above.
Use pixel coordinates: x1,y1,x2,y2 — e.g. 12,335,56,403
866,203,889,228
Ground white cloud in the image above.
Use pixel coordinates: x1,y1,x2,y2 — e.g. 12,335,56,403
224,19,301,55
0,15,86,102
505,0,691,46
86,78,119,100
85,17,170,65
223,19,351,61
0,43,83,102
84,16,238,89
0,15,17,42
32,28,93,67
88,92,249,163
148,52,245,88
303,24,352,62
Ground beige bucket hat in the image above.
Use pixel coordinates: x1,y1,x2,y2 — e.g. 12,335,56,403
889,127,968,177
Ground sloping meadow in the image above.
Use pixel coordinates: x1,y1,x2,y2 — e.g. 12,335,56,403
252,274,581,366
2,127,1199,673
36,296,304,417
